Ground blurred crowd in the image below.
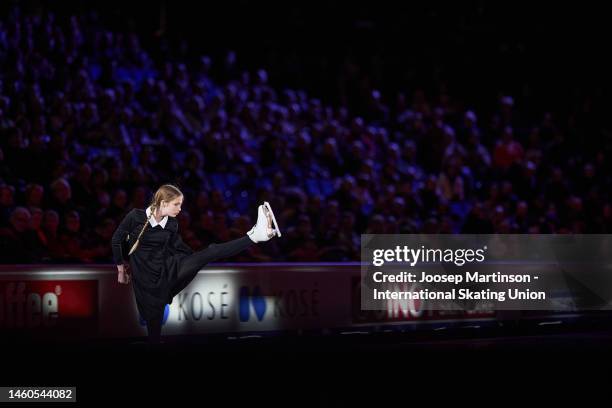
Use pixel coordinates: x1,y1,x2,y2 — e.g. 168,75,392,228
1,5,611,264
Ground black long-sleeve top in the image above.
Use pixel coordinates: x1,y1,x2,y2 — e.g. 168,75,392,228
111,208,193,265
110,208,194,319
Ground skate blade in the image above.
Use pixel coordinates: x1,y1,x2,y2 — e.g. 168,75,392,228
263,201,281,237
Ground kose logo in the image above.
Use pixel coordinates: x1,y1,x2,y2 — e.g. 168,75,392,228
239,285,320,322
172,284,231,321
239,286,266,322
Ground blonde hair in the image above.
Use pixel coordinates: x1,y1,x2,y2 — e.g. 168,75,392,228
128,184,183,255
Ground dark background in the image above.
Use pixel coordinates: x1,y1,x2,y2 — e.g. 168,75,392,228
9,0,610,116
1,0,609,401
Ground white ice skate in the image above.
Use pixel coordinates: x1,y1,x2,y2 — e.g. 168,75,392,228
247,203,279,243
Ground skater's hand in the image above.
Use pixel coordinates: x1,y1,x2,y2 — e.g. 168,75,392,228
118,268,131,284
117,263,131,284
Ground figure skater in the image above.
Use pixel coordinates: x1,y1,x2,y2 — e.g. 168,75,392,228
110,184,281,344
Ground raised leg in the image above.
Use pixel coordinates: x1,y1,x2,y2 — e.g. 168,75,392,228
170,235,254,297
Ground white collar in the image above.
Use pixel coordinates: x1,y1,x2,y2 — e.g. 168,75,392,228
146,206,168,229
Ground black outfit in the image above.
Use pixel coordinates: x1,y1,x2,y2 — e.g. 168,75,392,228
111,208,253,342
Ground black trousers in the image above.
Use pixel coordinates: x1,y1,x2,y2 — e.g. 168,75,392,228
146,235,253,343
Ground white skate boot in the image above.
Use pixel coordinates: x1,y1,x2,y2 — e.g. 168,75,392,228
246,203,280,243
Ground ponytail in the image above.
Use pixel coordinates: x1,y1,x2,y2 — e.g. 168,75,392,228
128,204,156,255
